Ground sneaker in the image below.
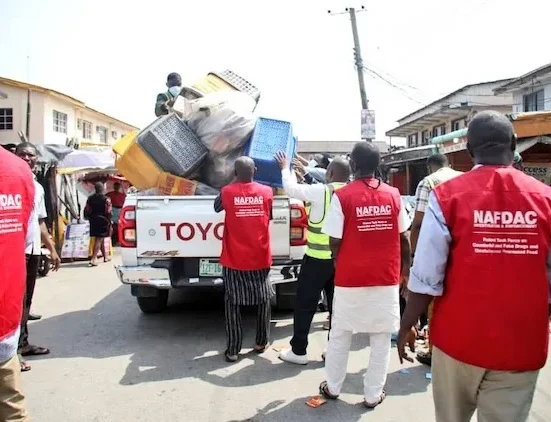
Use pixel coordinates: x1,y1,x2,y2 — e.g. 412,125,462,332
279,348,308,365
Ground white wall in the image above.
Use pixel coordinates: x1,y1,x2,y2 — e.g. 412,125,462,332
0,82,136,147
76,109,133,145
43,95,78,145
511,76,551,113
0,83,46,145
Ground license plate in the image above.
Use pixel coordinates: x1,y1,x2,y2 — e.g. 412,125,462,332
199,260,223,277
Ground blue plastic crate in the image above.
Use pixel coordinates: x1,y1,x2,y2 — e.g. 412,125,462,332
246,118,295,187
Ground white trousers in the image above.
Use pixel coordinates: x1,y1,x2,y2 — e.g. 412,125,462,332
325,327,392,403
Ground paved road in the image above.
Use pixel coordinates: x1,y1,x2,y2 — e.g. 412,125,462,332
22,254,551,421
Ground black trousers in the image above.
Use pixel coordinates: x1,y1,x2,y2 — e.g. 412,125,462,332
19,254,40,349
290,255,335,356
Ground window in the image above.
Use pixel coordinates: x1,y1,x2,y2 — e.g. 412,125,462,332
451,118,465,132
407,133,418,148
120,133,126,139
432,124,446,138
53,110,67,133
0,108,13,130
111,130,118,139
523,90,545,112
97,126,108,143
82,120,92,140
421,130,430,145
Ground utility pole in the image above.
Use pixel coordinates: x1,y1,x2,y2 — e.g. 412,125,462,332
26,55,31,139
349,8,368,110
329,6,373,141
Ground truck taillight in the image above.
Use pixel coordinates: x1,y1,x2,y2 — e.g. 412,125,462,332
290,203,307,246
118,205,137,248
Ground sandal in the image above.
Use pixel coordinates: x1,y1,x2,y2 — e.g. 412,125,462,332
19,356,31,372
364,391,386,409
319,381,339,400
20,345,50,357
253,344,269,353
416,351,432,366
224,351,238,362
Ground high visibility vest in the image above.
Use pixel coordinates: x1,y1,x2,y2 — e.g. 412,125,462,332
306,183,346,259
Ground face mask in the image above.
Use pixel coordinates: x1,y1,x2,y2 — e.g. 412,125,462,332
168,86,181,97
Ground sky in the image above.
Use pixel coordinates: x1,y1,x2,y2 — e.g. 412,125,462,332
0,0,549,145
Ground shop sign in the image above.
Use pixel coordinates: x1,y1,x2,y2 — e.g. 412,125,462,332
438,138,468,154
524,164,551,185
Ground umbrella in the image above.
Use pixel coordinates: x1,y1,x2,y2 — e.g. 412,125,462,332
36,144,73,165
58,150,115,173
58,149,116,175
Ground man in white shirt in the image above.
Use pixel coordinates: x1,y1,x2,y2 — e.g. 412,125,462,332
16,143,60,371
318,142,411,408
275,152,350,365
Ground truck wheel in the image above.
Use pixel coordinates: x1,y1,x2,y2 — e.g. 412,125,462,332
271,283,297,311
136,291,169,314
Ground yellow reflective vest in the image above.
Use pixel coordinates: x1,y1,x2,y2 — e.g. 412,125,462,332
305,183,346,259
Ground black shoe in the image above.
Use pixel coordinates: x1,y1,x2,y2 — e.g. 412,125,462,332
281,268,293,280
29,313,42,321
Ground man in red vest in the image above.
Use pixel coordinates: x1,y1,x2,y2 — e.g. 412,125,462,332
214,157,274,363
0,146,35,421
318,142,411,409
398,110,551,422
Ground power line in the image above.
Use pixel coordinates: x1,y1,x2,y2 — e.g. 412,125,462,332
361,65,427,105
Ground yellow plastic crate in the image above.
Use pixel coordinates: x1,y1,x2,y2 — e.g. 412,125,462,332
113,131,162,190
192,73,237,96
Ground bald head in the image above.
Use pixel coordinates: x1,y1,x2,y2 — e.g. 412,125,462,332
234,156,256,182
326,157,351,183
467,111,516,165
350,141,380,177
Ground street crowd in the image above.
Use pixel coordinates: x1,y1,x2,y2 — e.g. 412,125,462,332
1,110,551,421
213,110,551,421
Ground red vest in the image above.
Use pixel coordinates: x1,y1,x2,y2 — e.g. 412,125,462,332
334,179,402,287
0,149,35,341
220,182,273,271
432,166,551,371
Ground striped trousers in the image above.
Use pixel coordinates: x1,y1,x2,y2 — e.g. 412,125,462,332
223,267,272,356
225,300,271,356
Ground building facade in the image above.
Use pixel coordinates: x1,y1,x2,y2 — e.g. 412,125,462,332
0,77,137,147
382,79,515,194
297,140,389,159
494,63,551,113
385,79,514,148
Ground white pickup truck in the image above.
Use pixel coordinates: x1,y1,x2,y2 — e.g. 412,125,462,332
115,194,308,313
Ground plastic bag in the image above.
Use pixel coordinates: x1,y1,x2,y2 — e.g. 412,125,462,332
195,181,220,196
200,147,245,189
185,91,256,156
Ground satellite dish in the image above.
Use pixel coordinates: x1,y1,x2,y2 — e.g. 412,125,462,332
0,90,8,99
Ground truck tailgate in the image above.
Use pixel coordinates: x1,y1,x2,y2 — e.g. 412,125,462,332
135,196,291,258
